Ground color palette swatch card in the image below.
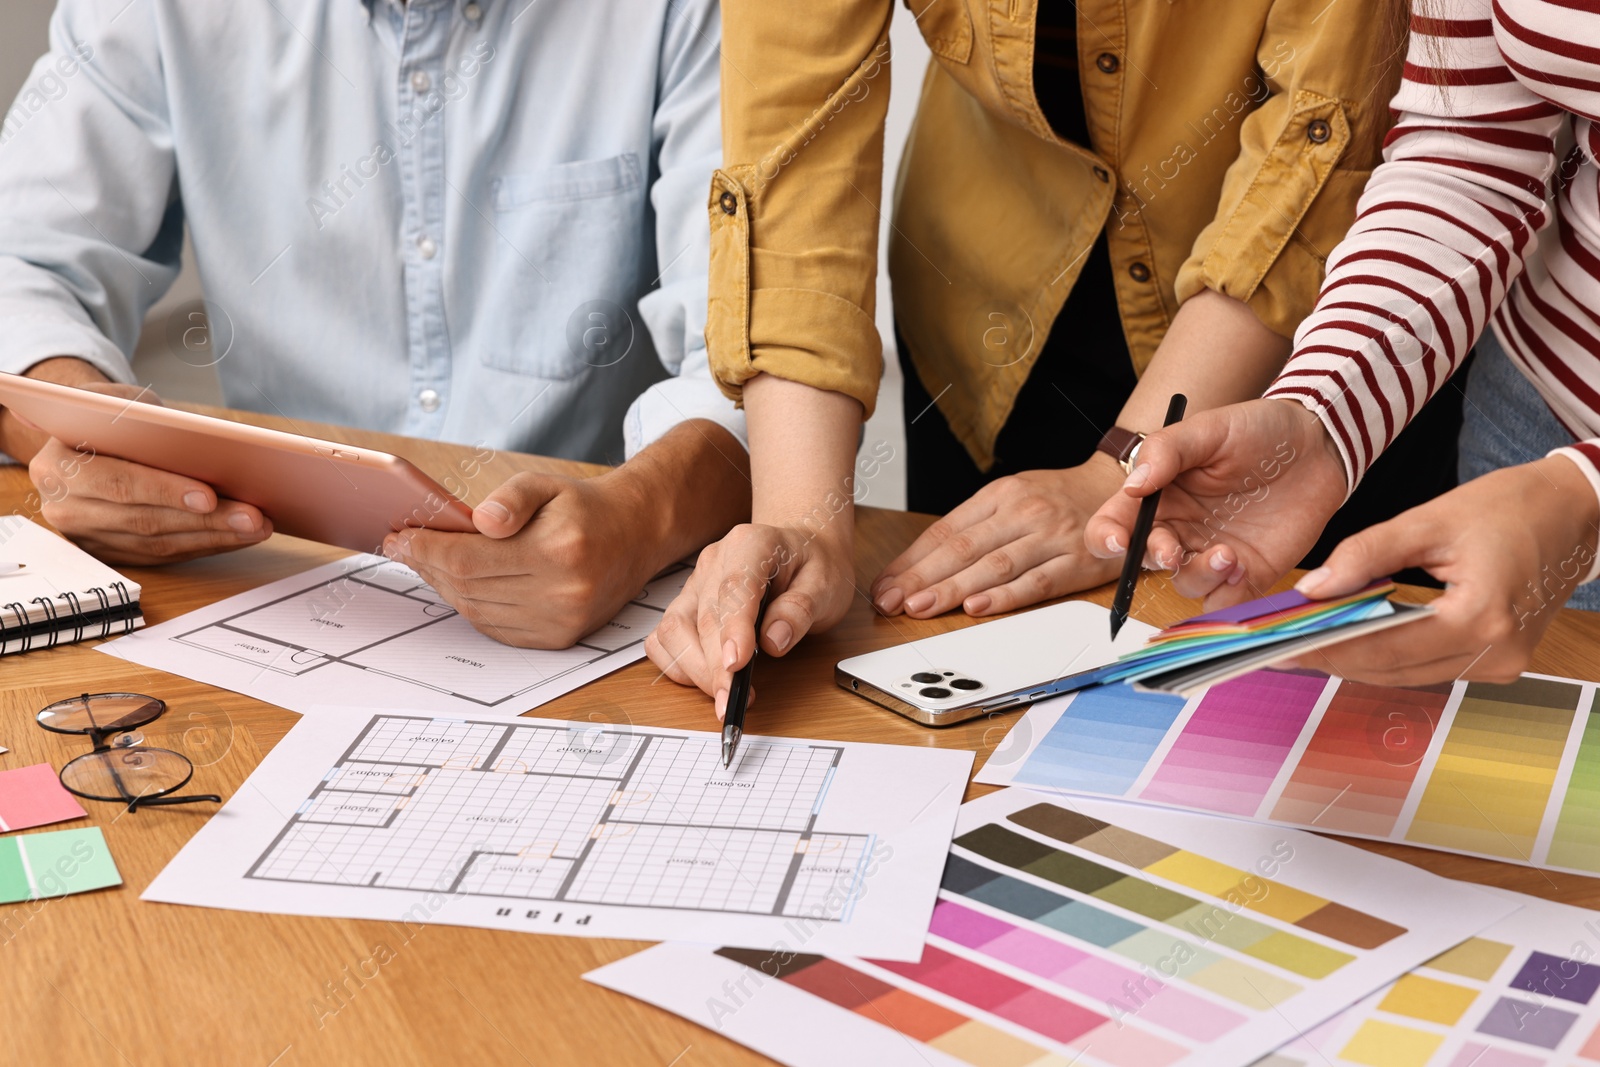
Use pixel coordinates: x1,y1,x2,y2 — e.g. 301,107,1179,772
1265,886,1600,1067
978,670,1600,877
0,827,120,903
587,789,1513,1067
0,763,87,831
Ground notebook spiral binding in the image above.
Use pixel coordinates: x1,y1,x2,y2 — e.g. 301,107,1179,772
2,580,137,655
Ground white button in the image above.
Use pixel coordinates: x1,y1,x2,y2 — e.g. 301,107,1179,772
417,235,437,260
418,389,441,413
411,70,432,93
464,2,482,20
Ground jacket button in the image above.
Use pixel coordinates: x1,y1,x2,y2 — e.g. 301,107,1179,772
719,191,738,215
1092,166,1110,183
1307,118,1332,144
1128,262,1151,283
1096,52,1119,74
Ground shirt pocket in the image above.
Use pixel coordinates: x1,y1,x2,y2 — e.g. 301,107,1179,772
478,153,646,380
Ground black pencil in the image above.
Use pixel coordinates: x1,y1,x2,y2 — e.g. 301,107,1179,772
1110,394,1187,639
722,583,775,767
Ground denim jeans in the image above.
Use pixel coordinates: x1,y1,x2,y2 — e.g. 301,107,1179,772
1458,328,1600,611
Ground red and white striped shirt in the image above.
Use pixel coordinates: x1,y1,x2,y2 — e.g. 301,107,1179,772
1266,0,1600,507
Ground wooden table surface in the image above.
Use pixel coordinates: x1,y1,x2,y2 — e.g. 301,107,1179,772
6,408,1600,1066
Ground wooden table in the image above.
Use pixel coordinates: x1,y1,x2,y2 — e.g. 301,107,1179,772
6,409,1600,1066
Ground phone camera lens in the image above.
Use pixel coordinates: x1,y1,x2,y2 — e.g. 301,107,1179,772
949,678,982,691
910,672,943,684
919,686,952,699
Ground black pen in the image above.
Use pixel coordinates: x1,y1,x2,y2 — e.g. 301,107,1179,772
722,583,775,768
1110,393,1187,639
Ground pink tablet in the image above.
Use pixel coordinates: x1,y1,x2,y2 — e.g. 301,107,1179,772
0,373,477,552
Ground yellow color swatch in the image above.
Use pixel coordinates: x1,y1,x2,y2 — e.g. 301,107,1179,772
1189,957,1302,1007
1145,851,1243,894
1425,937,1514,981
1233,878,1325,924
1142,850,1326,922
928,1020,1044,1067
1242,931,1355,979
1378,973,1480,1025
1339,1019,1444,1067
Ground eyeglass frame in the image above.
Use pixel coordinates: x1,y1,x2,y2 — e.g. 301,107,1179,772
36,692,223,812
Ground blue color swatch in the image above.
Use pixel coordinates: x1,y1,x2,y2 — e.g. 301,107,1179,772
1014,684,1186,795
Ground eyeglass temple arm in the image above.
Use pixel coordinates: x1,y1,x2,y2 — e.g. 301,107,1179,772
127,793,223,812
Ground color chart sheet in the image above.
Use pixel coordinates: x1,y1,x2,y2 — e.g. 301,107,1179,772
1268,886,1600,1067
589,789,1513,1067
979,670,1600,876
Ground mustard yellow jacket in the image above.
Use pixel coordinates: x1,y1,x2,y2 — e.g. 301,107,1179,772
707,0,1401,469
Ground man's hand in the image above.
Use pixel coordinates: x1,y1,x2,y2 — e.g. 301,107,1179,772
645,520,855,718
870,458,1125,618
1282,457,1600,686
1084,398,1348,608
386,420,752,651
24,377,271,565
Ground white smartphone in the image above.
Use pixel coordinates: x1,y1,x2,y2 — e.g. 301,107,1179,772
835,600,1155,726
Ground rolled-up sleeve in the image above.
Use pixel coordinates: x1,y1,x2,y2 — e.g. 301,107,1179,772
0,0,184,383
626,0,748,456
704,0,891,418
1173,0,1400,340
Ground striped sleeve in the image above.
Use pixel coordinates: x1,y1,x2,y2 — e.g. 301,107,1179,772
1264,0,1565,492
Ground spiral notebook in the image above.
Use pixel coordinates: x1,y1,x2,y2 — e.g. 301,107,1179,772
0,515,142,656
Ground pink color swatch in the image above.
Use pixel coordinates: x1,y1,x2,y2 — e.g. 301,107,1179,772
1139,670,1327,815
0,763,87,832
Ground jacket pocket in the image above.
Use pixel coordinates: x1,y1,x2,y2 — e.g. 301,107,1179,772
904,0,972,63
479,153,646,380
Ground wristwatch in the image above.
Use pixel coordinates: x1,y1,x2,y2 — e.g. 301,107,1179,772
1095,426,1146,474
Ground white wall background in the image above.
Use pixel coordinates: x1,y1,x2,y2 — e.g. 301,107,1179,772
0,1,924,508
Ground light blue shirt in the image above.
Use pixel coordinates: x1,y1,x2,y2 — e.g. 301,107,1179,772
0,0,742,465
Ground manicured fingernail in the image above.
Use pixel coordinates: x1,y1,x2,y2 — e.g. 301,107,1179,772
227,511,257,533
905,590,936,614
875,587,904,615
1124,464,1150,490
1105,534,1125,555
722,639,738,671
766,619,793,653
1209,551,1233,572
478,500,511,524
183,491,210,513
1296,567,1331,595
714,688,728,721
965,593,992,615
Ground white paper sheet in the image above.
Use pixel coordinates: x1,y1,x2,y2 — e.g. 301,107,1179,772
1269,885,1600,1066
588,788,1515,1067
101,554,686,718
142,706,973,960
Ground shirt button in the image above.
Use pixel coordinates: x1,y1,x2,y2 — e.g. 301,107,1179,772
1307,118,1332,144
418,389,441,413
1096,53,1119,74
1092,166,1110,183
463,2,482,20
411,70,432,94
417,235,437,260
1128,262,1151,283
719,191,738,216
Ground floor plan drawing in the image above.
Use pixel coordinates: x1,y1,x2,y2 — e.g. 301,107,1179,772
247,714,872,919
143,708,973,957
103,555,688,717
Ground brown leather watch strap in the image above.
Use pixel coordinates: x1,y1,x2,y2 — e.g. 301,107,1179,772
1095,426,1146,472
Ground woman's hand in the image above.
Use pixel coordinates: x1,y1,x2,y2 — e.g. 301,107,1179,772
1085,398,1349,607
1282,456,1600,685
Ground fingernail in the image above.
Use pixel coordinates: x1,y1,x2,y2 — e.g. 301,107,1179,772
722,639,738,671
478,500,512,524
965,593,992,615
1105,534,1125,555
227,511,257,533
875,587,904,615
766,619,793,653
1296,567,1331,595
183,491,209,513
905,590,936,614
1228,565,1246,586
1124,464,1150,490
1209,551,1233,573
714,688,728,721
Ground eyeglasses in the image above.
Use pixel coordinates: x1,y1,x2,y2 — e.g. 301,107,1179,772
36,692,223,811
